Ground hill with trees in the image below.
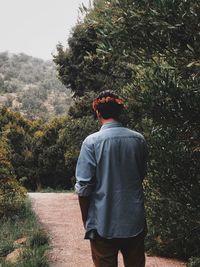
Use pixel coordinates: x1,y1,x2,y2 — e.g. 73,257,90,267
0,51,72,119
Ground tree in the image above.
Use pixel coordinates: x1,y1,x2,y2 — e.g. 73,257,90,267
54,0,200,262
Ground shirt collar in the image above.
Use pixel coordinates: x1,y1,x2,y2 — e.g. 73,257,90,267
100,121,122,131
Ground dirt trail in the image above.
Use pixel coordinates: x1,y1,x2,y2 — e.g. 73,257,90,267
29,193,186,267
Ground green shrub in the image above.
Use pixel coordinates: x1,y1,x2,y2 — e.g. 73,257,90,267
0,178,27,218
0,241,14,257
29,230,49,248
18,246,49,267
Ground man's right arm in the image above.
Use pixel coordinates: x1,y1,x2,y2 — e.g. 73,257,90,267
75,140,96,227
78,195,91,227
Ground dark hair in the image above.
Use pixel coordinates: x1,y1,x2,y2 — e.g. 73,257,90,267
95,90,124,120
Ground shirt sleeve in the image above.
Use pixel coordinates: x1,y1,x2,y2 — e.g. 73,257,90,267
75,140,96,197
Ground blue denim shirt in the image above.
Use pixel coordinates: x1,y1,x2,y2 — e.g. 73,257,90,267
75,121,147,239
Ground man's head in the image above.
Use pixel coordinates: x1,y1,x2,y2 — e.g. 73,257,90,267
92,90,124,121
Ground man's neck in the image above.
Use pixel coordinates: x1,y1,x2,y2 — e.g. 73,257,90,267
100,118,116,125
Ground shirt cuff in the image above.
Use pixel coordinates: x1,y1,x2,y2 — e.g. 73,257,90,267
75,182,94,197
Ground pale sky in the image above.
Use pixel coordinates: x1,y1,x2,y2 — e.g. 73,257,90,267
0,0,91,60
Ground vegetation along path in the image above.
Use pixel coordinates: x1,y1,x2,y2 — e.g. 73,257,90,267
29,193,186,267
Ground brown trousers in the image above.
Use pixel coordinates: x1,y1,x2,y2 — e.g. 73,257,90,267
90,231,145,267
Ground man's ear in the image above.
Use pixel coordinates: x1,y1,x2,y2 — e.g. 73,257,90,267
96,110,104,124
96,110,100,119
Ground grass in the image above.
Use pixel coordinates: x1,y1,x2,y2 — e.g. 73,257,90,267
37,186,74,193
0,199,49,267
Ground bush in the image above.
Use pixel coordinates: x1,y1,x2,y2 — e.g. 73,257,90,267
29,230,49,248
0,240,14,257
0,178,27,218
123,67,200,260
18,246,49,267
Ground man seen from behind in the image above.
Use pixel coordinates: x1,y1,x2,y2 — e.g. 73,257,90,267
75,90,148,267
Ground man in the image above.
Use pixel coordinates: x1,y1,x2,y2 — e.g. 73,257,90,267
75,90,147,267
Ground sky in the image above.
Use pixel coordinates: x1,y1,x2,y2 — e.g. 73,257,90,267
0,0,91,60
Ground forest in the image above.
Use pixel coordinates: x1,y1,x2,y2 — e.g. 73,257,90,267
0,52,72,119
0,0,200,266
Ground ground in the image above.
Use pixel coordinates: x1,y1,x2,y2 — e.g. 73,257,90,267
29,193,187,267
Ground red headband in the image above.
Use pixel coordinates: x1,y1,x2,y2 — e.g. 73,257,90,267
92,96,124,111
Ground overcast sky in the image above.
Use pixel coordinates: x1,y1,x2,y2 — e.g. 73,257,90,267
0,0,91,60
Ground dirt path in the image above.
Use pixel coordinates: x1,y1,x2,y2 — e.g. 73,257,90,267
29,193,186,267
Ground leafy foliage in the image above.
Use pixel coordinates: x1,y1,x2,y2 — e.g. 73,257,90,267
54,0,200,96
54,0,200,262
0,122,26,217
0,107,98,191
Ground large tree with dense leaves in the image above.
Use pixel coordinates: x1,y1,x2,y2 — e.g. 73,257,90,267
54,0,200,263
54,0,200,95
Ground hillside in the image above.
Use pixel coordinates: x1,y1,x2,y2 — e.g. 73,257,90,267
0,51,72,119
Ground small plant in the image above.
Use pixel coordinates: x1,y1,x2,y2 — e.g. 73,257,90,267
29,230,49,248
18,246,49,267
0,241,13,257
